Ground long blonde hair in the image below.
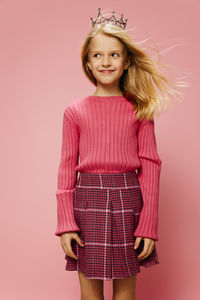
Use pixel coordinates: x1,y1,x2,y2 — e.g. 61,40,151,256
80,22,189,121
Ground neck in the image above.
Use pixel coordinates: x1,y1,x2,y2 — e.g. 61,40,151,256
92,86,123,97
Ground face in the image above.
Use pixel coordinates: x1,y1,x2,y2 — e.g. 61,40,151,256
87,33,130,88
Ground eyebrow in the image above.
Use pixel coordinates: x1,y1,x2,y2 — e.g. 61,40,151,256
90,50,123,54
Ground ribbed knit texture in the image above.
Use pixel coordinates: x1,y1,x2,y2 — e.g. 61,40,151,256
55,95,162,241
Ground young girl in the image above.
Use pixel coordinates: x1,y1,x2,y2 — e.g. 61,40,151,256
55,8,187,300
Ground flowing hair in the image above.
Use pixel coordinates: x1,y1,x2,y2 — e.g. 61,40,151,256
80,22,189,121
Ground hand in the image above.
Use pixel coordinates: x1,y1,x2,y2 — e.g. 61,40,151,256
134,236,155,260
60,232,85,260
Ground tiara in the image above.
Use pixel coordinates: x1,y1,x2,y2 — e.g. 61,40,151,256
90,8,128,30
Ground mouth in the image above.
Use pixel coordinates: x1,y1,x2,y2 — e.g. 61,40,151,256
99,70,115,73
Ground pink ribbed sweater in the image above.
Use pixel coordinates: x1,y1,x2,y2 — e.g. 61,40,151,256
55,95,162,241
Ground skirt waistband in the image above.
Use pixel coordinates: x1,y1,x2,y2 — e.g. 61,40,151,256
76,171,140,190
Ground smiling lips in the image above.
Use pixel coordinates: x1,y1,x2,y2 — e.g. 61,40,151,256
99,70,115,73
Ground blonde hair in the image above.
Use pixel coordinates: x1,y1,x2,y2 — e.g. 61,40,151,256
80,22,189,121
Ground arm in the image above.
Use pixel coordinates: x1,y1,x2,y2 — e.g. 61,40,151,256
55,108,80,237
134,118,162,241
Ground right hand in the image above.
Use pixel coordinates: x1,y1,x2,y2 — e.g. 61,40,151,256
60,232,85,260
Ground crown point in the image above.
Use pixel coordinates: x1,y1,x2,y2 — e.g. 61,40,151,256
90,8,128,30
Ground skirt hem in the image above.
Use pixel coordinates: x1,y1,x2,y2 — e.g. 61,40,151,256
64,260,159,281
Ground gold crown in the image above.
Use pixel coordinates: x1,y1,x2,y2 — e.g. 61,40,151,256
90,8,128,30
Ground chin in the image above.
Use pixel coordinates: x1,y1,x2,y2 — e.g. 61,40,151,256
98,81,118,86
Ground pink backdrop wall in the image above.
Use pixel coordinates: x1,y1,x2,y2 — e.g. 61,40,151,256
1,0,199,299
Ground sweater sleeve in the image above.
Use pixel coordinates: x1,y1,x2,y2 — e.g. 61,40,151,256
134,118,162,241
55,108,80,237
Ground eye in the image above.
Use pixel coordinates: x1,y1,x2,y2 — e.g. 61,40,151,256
93,53,120,58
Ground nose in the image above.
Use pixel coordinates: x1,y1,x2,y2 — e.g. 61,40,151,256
102,55,111,66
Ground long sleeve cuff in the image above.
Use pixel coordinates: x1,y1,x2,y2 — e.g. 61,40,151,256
55,189,80,236
134,118,162,241
55,108,80,237
134,160,161,241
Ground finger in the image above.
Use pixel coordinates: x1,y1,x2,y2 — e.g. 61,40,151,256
68,249,77,260
75,235,85,247
137,240,150,260
139,242,154,260
144,247,153,259
134,236,142,249
61,243,66,253
148,243,155,256
60,239,70,255
138,249,148,260
141,244,153,260
66,240,78,260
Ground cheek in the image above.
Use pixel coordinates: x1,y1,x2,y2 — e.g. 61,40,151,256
113,60,125,68
90,61,99,70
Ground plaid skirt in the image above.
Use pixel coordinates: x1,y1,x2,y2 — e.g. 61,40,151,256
64,171,159,280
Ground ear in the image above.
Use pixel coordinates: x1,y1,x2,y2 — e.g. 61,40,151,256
87,61,92,70
124,57,131,70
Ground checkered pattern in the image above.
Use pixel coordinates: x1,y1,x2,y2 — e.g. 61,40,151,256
64,171,159,280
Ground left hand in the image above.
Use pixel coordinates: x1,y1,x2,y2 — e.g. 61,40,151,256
134,236,155,260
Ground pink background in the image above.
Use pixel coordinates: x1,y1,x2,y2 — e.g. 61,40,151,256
0,0,199,299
